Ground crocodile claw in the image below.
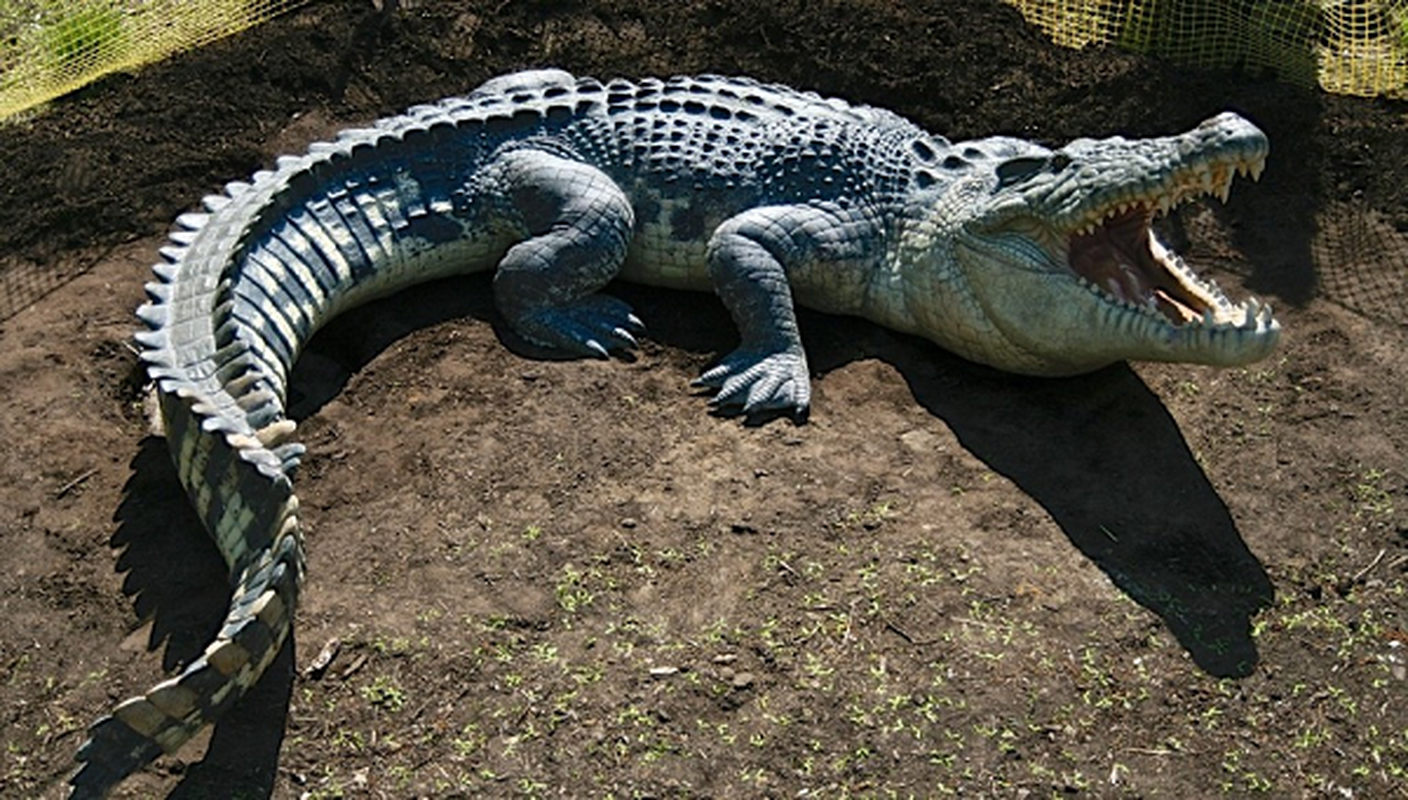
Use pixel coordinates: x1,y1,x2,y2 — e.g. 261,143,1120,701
695,349,811,422
516,296,645,357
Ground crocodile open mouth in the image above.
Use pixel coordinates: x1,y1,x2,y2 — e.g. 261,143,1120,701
1060,139,1274,335
1068,208,1211,324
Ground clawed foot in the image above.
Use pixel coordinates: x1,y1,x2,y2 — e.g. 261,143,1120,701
694,349,811,422
515,295,645,358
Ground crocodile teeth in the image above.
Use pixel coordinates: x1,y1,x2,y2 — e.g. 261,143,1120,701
1241,298,1262,329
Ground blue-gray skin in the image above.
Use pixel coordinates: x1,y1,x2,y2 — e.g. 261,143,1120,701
72,69,1276,797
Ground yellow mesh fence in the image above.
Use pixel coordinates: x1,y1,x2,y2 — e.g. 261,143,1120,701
1002,0,1408,98
0,0,312,120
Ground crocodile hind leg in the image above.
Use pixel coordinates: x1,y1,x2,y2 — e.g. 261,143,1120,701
488,148,642,357
695,203,880,422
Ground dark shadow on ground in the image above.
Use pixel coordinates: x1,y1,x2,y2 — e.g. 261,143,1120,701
837,324,1276,677
109,438,293,796
113,440,229,671
1228,86,1324,309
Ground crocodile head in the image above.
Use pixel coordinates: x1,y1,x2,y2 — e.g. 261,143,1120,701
908,112,1278,376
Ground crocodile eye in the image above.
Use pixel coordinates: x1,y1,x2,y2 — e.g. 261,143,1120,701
995,156,1049,187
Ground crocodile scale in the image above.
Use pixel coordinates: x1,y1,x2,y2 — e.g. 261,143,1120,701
72,69,1277,796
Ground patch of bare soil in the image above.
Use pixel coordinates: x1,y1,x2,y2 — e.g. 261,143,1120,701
1,1,1405,797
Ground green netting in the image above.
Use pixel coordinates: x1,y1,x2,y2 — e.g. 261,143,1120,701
0,0,312,119
1312,201,1408,327
1002,0,1408,98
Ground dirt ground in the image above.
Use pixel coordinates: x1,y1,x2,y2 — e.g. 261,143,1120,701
2,0,1406,797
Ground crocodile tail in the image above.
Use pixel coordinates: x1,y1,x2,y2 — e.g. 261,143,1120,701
70,503,302,798
70,374,307,797
71,192,309,796
71,74,573,794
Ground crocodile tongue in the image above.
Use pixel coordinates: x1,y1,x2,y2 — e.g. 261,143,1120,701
1068,208,1206,323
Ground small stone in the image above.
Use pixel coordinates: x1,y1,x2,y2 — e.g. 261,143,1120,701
304,637,342,680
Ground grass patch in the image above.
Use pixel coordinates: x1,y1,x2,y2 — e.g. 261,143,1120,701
39,2,126,73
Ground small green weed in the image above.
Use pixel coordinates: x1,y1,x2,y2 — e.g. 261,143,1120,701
360,675,406,712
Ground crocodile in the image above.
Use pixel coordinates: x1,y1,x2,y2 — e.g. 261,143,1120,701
72,69,1277,796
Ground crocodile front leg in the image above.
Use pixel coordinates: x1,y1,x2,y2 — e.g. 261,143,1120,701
696,203,880,422
489,148,643,357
